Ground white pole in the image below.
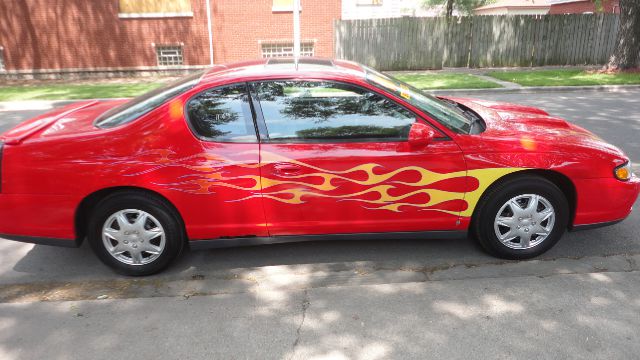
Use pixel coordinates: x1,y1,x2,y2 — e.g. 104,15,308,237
293,0,300,61
205,0,214,66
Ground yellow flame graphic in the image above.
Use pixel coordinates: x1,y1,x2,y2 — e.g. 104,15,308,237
118,150,523,217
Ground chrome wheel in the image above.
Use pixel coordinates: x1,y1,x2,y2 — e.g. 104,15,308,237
102,209,166,266
494,194,556,250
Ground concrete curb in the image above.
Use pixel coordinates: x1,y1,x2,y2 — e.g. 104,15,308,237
1,252,638,303
1,85,639,111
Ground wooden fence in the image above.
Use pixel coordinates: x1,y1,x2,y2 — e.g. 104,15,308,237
334,14,620,70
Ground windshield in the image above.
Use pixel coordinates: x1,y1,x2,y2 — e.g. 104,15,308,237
95,71,205,128
364,67,473,134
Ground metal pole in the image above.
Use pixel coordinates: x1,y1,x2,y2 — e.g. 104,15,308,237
293,0,300,61
205,0,214,66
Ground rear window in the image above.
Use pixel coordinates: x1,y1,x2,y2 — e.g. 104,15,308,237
95,71,204,128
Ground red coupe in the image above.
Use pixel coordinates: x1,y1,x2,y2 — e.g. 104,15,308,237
1,58,638,275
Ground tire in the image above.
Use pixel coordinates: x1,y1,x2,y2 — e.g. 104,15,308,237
472,175,569,260
87,191,185,276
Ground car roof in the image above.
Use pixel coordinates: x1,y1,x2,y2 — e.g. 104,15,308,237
198,57,368,85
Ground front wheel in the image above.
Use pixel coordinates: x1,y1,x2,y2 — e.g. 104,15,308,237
472,176,570,259
87,192,185,276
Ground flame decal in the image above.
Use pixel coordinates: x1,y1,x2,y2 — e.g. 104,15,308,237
115,150,524,217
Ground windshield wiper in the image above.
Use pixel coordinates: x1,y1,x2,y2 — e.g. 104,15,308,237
441,99,475,121
440,99,484,134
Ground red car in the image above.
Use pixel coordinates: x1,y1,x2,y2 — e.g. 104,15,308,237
1,58,638,275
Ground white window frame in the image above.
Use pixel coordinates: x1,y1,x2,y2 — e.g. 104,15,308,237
118,12,193,18
260,41,315,58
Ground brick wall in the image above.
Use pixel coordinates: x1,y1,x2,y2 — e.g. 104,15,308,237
549,0,620,14
211,0,341,63
0,0,211,72
0,0,341,73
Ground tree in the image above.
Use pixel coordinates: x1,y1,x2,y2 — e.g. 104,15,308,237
422,0,490,17
606,0,640,70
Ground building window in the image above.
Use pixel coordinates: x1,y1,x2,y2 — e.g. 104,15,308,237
0,49,4,71
119,0,193,18
272,0,302,12
156,46,184,66
261,42,314,58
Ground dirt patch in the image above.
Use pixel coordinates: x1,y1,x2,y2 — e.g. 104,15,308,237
0,279,142,303
588,67,640,75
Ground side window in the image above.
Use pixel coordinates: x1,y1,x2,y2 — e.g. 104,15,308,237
186,84,257,142
252,81,415,142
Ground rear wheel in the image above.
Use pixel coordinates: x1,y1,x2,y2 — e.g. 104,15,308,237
472,176,569,259
87,192,184,276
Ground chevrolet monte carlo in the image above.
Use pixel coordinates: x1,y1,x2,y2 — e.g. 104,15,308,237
1,58,638,275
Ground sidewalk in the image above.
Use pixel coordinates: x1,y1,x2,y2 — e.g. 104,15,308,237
429,83,640,95
390,65,604,75
1,253,639,359
391,66,640,93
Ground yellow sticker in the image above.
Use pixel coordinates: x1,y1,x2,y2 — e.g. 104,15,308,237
400,85,411,100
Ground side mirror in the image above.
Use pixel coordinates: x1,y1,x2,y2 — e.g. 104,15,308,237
408,121,436,148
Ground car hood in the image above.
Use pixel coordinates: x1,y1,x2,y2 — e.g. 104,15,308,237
441,96,626,158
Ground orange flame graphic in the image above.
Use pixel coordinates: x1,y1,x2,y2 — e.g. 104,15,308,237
115,150,523,217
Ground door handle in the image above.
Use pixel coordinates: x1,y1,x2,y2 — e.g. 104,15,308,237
273,163,302,175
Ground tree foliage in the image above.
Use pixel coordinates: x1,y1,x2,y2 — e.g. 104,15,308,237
422,0,491,17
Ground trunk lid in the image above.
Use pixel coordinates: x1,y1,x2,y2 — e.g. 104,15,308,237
0,99,128,144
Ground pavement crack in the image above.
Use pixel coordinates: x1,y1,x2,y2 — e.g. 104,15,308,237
289,289,310,360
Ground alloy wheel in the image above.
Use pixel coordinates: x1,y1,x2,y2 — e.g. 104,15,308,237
493,194,556,250
101,209,166,266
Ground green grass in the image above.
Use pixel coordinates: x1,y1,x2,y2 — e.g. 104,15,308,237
487,69,640,87
0,74,501,101
0,83,164,101
3,69,639,101
393,73,502,90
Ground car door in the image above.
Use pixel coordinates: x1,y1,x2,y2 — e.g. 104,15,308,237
249,79,468,236
181,83,269,239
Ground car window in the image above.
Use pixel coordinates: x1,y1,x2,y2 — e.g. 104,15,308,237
363,66,473,134
95,71,204,128
186,84,257,142
252,81,415,142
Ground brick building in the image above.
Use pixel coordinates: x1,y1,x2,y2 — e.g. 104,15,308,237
474,0,620,15
548,0,620,14
211,0,340,64
0,0,341,77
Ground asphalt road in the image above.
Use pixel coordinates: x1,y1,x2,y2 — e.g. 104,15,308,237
0,89,639,359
